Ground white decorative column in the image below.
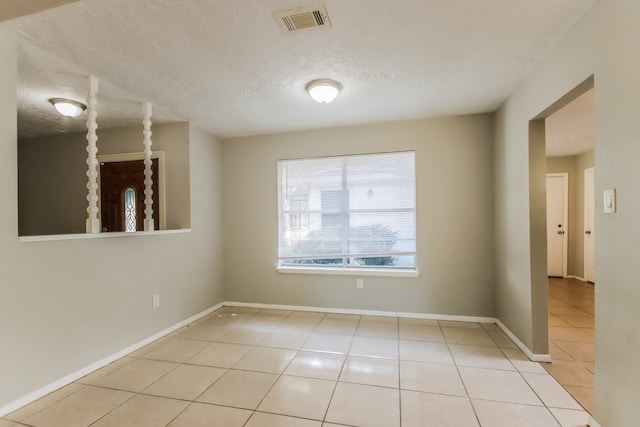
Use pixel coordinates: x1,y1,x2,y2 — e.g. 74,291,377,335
142,102,154,231
85,76,100,234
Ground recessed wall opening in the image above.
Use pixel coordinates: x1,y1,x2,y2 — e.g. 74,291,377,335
17,122,192,237
529,75,595,413
16,40,190,238
97,152,167,232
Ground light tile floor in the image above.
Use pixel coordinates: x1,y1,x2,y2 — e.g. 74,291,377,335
547,277,595,414
2,307,591,426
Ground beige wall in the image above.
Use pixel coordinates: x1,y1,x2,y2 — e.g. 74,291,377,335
18,122,191,235
4,0,639,424
547,150,594,278
0,26,224,409
18,132,86,235
0,0,78,23
495,1,640,424
222,115,495,316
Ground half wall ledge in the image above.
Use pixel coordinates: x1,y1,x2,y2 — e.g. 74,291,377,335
19,229,191,243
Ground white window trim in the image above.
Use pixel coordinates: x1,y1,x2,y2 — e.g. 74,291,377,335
277,151,417,272
277,265,419,278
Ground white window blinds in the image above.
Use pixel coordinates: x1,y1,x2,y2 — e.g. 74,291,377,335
278,151,416,269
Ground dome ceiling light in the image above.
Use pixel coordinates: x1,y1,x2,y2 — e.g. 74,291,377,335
306,79,342,103
49,98,87,117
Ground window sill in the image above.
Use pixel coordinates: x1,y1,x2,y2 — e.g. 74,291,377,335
19,229,191,243
276,266,419,278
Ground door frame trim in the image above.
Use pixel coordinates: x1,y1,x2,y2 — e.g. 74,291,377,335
546,172,569,278
584,167,595,282
97,151,166,230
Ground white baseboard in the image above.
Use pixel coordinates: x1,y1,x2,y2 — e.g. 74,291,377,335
495,319,551,362
224,301,496,324
2,301,551,418
566,275,587,282
0,302,223,418
587,416,602,427
227,302,554,361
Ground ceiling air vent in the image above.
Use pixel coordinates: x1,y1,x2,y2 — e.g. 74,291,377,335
274,4,331,34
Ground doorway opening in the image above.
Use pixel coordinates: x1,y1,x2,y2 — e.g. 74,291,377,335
97,151,166,231
584,167,595,283
529,76,595,413
100,159,159,232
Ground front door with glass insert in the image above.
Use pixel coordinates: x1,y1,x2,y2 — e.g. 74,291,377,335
99,159,159,232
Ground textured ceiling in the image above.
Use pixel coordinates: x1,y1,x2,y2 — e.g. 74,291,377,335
546,89,594,157
17,41,183,139
13,0,596,140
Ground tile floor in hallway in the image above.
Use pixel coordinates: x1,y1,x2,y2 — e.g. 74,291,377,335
547,277,595,414
1,307,591,427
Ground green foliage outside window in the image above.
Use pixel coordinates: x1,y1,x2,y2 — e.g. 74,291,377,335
284,223,398,266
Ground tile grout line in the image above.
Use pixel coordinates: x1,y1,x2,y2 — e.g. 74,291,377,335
491,329,539,412
9,303,592,426
440,319,484,427
319,314,359,425
85,332,209,427
238,308,306,426
104,308,285,426
547,278,595,414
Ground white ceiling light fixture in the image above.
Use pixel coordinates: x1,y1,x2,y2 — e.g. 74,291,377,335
49,98,86,117
306,79,342,103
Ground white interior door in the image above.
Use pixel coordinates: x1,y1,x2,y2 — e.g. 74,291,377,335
584,167,595,282
546,174,568,277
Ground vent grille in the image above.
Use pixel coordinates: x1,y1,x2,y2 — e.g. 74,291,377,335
274,4,331,33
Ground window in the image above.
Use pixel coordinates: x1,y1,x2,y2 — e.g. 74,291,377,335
278,151,416,270
124,187,137,232
289,188,309,230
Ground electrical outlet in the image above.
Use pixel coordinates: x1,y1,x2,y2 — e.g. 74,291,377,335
152,294,160,308
356,278,364,289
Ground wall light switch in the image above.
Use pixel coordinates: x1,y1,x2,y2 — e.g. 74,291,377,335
152,294,160,308
356,279,364,289
604,189,616,213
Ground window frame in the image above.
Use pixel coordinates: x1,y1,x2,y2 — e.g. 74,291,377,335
277,151,418,275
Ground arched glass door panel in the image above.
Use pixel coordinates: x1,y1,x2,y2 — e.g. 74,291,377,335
124,187,136,232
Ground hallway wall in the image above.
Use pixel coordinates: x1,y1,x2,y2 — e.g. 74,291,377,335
494,1,640,425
